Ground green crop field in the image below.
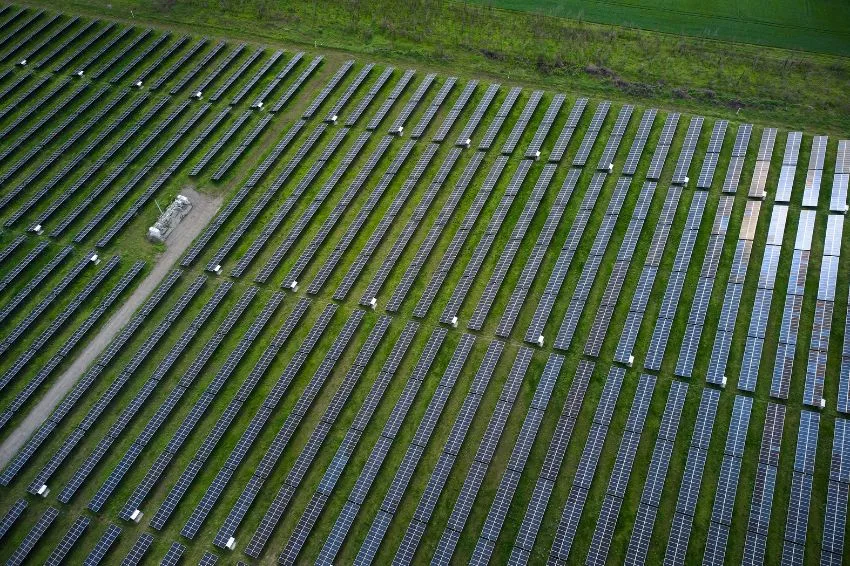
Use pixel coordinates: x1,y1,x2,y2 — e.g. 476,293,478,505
0,2,847,566
466,0,850,56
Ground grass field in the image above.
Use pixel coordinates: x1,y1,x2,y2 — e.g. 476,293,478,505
467,0,850,56
0,3,847,566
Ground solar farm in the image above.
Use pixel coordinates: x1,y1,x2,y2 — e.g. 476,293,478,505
0,3,848,566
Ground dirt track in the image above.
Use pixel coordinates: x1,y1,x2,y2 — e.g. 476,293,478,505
0,187,221,469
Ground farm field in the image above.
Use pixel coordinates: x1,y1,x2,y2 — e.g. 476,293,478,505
0,4,847,566
466,0,850,56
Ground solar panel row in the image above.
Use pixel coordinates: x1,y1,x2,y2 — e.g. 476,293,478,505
776,131,803,202
455,82,499,146
671,116,704,185
46,515,89,566
586,374,657,566
273,56,324,114
0,499,27,541
49,20,111,73
8,506,59,566
822,418,850,564
407,76,457,139
596,104,634,171
676,122,751,377
0,77,80,165
229,48,282,104
624,381,688,566
94,101,216,247
213,311,380,550
572,100,611,166
742,403,786,565
26,94,167,233
390,341,505,565
439,158,535,325
348,334,476,565
359,147,469,307
251,131,376,282
467,163,557,331
389,72,435,134
522,101,625,343
146,298,308,530
204,121,329,271
0,248,98,359
495,168,580,338
431,347,532,565
305,140,418,294
180,118,304,266
621,108,657,175
477,86,521,151
345,66,394,126
614,184,683,365
62,99,196,241
547,96,587,162
703,395,752,565
802,135,828,207
367,68,414,131
189,108,249,175
549,366,625,563
225,125,350,277
803,212,842,407
210,112,274,180
1,86,129,217
0,257,137,423
133,33,187,84
782,410,820,564
23,272,200,496
769,208,817,400
501,90,542,155
508,360,594,566
333,143,449,300
663,388,720,565
303,330,455,566
246,320,417,559
0,81,113,192
179,302,339,539
643,186,710,371
411,156,509,317
89,285,257,512
59,279,231,504
108,32,169,85
383,152,489,312
749,128,778,198
0,244,73,325
470,353,565,566
118,292,286,521
554,175,633,351
302,58,352,118
524,93,564,159
0,269,182,486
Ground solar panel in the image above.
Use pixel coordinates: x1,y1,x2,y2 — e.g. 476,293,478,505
0,499,27,541
573,100,611,166
524,93,564,158
160,542,185,566
622,108,657,175
389,72,435,132
121,533,154,566
455,82,499,145
278,327,444,564
214,312,382,549
82,524,121,566
477,86,520,150
7,506,59,566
